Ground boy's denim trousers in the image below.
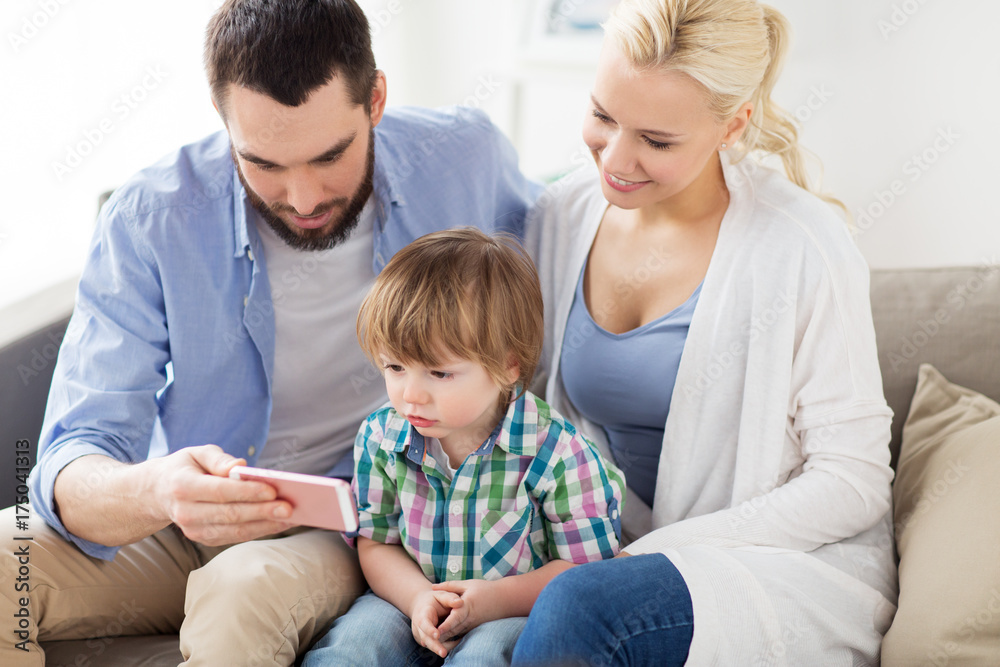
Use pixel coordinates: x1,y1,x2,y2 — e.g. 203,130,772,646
303,590,527,667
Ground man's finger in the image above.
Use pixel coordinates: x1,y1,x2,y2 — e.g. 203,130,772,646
187,444,243,476
174,499,291,531
177,472,278,504
183,518,292,546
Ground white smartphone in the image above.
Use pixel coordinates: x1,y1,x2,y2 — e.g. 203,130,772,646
228,466,359,533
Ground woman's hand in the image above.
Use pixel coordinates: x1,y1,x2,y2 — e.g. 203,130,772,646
409,589,462,658
430,579,498,643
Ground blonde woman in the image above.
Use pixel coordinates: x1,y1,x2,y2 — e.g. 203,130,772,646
514,0,897,664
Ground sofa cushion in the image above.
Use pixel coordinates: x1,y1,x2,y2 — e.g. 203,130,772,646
869,265,1000,469
881,364,1000,666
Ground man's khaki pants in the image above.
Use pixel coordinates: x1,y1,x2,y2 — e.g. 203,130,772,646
0,506,365,666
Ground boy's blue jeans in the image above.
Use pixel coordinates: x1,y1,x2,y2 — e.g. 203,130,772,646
302,590,527,667
511,553,693,667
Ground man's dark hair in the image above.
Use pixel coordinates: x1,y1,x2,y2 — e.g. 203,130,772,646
205,0,377,115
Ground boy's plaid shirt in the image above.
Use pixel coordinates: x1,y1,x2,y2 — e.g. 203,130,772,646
349,391,625,583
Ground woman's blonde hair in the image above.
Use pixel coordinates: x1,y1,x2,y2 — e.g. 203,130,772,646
605,0,845,212
357,227,544,403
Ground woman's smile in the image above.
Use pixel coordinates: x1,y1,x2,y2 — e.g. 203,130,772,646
603,171,650,192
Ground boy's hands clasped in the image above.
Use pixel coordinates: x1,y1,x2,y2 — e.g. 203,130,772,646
432,579,495,643
409,589,460,658
410,579,497,658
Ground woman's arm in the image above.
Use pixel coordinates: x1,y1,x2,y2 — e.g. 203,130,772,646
624,411,893,555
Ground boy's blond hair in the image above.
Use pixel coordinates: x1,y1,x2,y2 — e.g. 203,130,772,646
357,227,544,402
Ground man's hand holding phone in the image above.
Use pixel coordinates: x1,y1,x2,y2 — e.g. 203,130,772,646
152,445,296,546
228,466,359,532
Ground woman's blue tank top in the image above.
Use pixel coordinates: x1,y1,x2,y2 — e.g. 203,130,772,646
559,258,700,508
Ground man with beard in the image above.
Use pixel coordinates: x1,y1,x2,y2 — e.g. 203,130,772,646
1,1,540,665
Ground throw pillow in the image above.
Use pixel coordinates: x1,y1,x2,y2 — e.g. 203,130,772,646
882,364,1000,666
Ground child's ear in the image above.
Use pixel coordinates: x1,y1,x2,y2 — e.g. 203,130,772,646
503,356,520,387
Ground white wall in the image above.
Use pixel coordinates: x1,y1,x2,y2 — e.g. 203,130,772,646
770,0,998,269
3,0,997,319
2,0,224,314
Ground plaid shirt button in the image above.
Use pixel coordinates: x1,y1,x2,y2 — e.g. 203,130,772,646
448,559,460,574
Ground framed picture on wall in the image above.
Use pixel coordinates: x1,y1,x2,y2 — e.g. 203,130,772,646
520,0,612,66
541,0,617,34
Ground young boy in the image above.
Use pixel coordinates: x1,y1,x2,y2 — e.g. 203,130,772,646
302,228,625,666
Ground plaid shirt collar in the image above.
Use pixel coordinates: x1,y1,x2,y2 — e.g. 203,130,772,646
379,392,538,466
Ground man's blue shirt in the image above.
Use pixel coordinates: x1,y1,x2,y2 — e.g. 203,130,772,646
29,106,542,560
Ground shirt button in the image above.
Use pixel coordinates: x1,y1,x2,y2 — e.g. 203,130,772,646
248,248,254,261
448,560,460,574
450,502,462,515
247,446,256,457
243,295,248,307
611,508,619,520
376,253,385,265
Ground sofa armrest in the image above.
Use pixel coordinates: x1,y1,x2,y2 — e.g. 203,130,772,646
0,278,76,509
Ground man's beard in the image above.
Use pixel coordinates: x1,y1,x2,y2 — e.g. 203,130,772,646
232,128,375,252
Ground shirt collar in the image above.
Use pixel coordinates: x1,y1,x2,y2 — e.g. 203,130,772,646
399,421,504,469
494,391,536,457
370,129,402,235
233,167,254,259
383,392,533,467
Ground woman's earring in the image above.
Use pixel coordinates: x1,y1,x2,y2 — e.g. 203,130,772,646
720,143,728,149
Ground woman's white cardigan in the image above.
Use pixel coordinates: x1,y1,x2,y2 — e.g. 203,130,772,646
527,155,899,666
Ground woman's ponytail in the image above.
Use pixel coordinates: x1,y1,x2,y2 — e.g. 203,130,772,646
747,6,847,214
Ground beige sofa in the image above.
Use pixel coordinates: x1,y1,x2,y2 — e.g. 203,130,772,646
871,266,1000,665
3,264,997,665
